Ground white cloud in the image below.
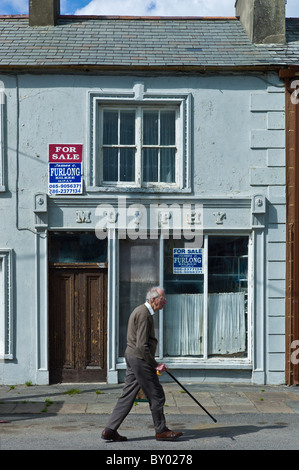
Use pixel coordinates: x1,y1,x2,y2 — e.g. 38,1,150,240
75,0,236,17
1,0,296,18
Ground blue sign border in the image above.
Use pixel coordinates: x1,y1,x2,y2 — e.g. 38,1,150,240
173,248,203,274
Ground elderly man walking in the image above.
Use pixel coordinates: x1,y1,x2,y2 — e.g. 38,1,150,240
101,286,183,442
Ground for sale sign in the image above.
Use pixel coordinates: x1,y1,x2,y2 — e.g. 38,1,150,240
48,144,83,195
173,248,203,274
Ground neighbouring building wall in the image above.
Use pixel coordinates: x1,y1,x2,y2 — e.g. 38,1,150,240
285,75,299,386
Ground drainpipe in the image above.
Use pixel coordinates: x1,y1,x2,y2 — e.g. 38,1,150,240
281,69,299,385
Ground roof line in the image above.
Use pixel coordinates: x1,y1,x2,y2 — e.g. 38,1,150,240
60,15,239,20
0,15,28,18
0,14,239,21
0,64,283,73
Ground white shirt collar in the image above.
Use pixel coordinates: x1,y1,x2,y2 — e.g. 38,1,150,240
145,301,155,316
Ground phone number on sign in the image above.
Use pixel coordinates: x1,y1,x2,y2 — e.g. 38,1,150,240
49,183,82,194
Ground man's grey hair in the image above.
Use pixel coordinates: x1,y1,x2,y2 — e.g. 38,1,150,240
146,286,164,302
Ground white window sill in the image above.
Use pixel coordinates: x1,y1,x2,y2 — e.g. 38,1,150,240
86,185,192,194
116,358,252,370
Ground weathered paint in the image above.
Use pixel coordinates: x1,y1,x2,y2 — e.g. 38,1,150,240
0,71,286,385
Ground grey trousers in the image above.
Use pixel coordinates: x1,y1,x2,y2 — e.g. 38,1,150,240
105,354,167,434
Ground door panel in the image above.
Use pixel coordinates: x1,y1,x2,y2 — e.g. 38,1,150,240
49,267,107,383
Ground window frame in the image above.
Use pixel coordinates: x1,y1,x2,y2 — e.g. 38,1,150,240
99,104,179,188
115,232,253,368
88,88,191,193
0,249,13,360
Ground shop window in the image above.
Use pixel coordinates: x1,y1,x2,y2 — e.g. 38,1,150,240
208,236,248,358
164,238,204,357
163,236,249,359
118,238,160,357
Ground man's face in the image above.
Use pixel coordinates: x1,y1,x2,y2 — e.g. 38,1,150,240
152,290,167,311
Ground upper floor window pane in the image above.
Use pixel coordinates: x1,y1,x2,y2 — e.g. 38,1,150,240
103,111,118,145
120,111,135,145
143,111,158,145
160,111,176,145
120,148,135,182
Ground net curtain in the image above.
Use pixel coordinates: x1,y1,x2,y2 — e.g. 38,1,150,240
164,293,246,356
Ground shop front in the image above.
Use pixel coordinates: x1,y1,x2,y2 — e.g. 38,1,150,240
42,195,260,384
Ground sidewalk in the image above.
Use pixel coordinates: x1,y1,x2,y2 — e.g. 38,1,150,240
1,382,299,418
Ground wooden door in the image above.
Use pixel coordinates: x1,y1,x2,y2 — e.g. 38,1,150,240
49,266,107,383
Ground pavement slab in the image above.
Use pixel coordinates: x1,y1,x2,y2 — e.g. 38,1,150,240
0,383,299,418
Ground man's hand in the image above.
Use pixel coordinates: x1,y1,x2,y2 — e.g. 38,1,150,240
156,363,169,373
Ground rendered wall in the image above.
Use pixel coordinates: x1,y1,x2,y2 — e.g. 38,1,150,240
0,72,285,384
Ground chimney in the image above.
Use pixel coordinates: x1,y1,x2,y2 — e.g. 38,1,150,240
235,0,286,44
29,0,60,26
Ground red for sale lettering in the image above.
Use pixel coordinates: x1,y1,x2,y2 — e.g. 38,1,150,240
49,144,83,163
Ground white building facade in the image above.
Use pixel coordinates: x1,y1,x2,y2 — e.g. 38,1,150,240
0,1,291,385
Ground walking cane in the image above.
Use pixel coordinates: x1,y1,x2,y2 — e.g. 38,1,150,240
158,370,217,423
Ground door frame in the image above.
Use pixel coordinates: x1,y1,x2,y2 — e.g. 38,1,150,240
48,262,108,383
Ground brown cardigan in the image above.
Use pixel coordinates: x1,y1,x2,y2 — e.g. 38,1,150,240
125,304,158,369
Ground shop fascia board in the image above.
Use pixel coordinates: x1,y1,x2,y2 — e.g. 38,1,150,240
46,195,253,208
45,194,260,232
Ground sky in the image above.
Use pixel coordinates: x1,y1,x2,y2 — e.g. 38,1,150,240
0,0,298,17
